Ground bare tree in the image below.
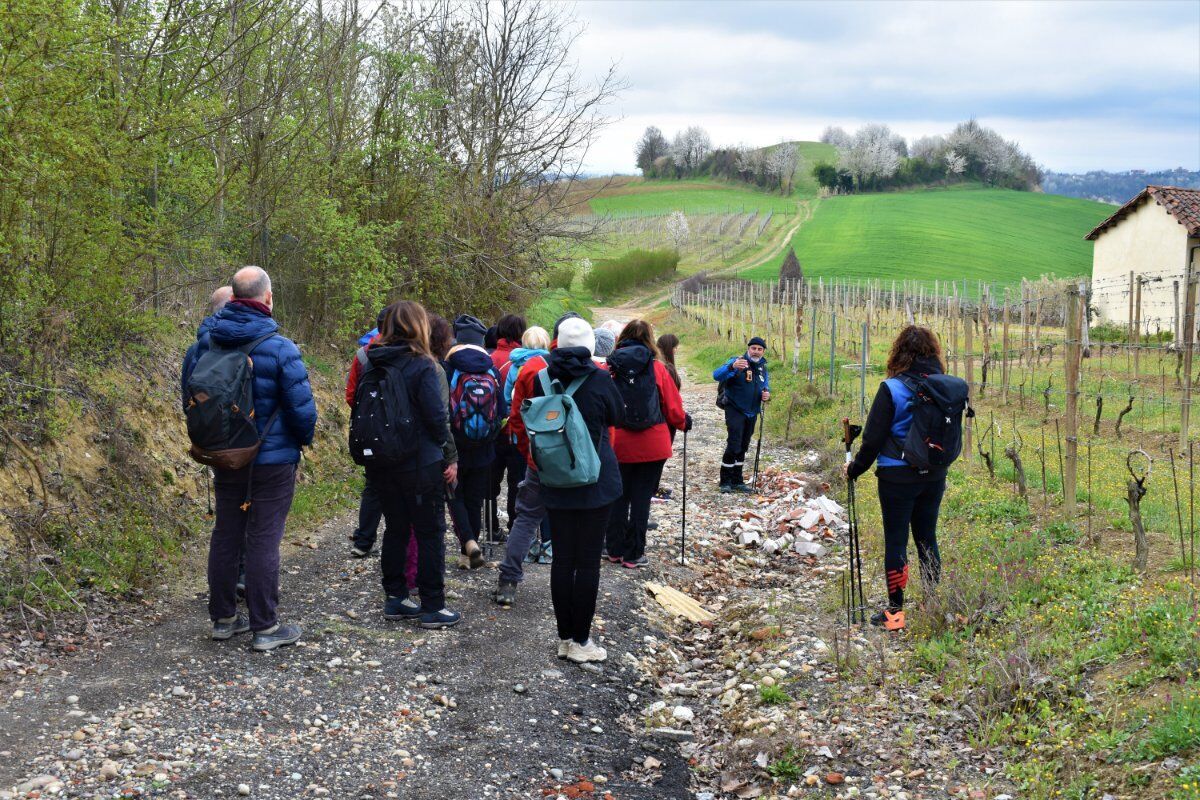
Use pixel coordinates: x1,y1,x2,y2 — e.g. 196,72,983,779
820,125,852,150
635,126,669,174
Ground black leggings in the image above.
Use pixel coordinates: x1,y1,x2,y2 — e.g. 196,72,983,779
606,460,665,561
548,504,612,644
877,477,945,610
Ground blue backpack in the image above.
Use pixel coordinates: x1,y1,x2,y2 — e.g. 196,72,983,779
521,369,600,488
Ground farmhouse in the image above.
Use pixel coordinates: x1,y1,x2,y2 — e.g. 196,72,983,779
1086,185,1200,339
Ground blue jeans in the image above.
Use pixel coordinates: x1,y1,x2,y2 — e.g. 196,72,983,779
498,468,546,584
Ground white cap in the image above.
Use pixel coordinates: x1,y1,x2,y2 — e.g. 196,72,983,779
556,317,596,355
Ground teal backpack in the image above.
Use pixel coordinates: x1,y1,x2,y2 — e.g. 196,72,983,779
521,369,601,489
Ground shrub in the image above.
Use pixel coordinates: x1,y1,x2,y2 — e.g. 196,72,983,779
543,264,575,291
758,683,791,706
583,249,679,297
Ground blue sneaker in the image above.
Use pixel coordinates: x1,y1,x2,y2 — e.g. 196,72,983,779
211,613,250,641
419,607,461,629
250,622,302,651
383,595,421,621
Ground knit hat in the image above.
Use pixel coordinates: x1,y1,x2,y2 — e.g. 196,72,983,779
748,336,767,349
593,327,616,358
553,311,583,340
454,314,488,347
556,317,595,355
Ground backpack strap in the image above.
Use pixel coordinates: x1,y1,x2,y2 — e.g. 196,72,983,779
537,368,558,397
239,332,277,356
562,376,587,397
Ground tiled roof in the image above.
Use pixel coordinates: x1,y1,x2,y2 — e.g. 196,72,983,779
1084,185,1200,240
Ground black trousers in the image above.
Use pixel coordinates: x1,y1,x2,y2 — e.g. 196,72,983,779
370,462,447,611
491,439,526,531
352,474,383,549
549,504,612,644
209,464,296,632
877,476,946,609
446,463,490,550
606,460,666,561
720,408,758,484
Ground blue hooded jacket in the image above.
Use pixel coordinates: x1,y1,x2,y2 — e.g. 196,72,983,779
185,301,318,466
712,354,770,417
181,314,219,409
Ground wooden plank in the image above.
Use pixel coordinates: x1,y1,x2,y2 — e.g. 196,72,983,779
645,582,716,623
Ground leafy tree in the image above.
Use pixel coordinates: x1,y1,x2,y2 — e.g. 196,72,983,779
635,127,669,175
812,163,841,191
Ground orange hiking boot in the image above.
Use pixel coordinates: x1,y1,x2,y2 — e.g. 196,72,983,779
870,608,906,631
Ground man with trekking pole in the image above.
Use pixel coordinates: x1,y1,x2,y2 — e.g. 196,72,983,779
712,336,770,493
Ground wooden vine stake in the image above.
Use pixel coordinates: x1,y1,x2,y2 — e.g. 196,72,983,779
1063,284,1082,516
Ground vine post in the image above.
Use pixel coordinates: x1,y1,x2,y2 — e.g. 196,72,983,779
1064,284,1082,516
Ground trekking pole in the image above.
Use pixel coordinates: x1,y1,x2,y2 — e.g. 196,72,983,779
841,417,864,623
680,428,688,565
752,404,767,490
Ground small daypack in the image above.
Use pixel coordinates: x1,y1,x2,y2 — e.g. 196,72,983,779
449,368,501,445
521,369,600,489
885,373,974,473
348,350,422,467
610,356,664,431
715,381,729,410
185,333,278,470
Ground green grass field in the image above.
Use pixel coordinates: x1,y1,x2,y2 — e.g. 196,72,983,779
742,185,1113,285
586,180,799,216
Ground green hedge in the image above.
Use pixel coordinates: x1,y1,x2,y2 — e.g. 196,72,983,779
583,249,679,297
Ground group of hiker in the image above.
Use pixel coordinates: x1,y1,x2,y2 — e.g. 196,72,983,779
182,264,966,652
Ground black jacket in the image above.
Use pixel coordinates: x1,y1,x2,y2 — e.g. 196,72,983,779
530,346,625,510
363,342,448,470
848,355,948,484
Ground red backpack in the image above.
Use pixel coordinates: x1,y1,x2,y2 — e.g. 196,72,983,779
449,368,501,445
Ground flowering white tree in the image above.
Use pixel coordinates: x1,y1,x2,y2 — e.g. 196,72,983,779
820,125,852,150
666,211,689,252
766,142,799,193
945,150,967,175
838,123,902,189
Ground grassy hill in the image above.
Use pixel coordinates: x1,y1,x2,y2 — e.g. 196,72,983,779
585,179,799,216
741,185,1114,286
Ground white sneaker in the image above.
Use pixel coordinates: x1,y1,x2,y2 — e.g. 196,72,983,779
567,639,607,663
557,639,570,659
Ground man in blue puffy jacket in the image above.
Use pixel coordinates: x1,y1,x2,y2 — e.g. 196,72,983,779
712,336,770,493
185,266,318,651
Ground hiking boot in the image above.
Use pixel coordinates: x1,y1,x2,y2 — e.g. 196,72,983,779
622,556,649,569
537,542,553,564
558,639,571,659
211,613,250,641
251,622,302,651
654,488,673,500
350,544,373,558
419,607,461,629
465,540,486,570
492,581,518,607
719,484,733,494
383,595,422,621
870,608,906,631
567,639,607,663
647,521,659,530
733,483,752,493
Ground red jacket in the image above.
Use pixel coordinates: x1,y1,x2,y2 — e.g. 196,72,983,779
610,361,687,463
492,339,519,371
344,335,381,407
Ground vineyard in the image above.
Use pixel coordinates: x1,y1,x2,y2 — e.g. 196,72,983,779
672,272,1200,794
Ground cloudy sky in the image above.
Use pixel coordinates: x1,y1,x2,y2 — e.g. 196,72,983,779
568,0,1200,175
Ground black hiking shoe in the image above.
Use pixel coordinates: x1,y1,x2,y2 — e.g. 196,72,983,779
211,613,250,641
719,484,733,494
251,622,302,651
419,607,462,630
383,595,422,621
492,581,517,607
733,483,753,493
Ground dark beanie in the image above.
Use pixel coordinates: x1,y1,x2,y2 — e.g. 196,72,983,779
748,336,766,349
454,314,488,347
553,311,583,340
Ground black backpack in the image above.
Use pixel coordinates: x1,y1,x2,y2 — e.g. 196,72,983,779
610,354,664,431
185,333,279,470
348,350,422,467
884,373,974,473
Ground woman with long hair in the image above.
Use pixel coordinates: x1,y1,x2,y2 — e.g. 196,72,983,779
655,333,682,390
606,320,689,568
845,325,951,632
355,301,461,629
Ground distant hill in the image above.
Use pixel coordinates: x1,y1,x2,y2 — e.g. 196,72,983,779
741,185,1113,287
1043,168,1200,204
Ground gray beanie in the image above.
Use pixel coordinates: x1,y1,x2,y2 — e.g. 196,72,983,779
593,327,616,357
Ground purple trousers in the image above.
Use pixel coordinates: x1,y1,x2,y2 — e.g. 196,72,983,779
208,463,297,632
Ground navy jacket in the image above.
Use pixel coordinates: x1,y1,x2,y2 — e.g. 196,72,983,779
530,347,624,510
712,354,770,417
444,344,506,469
180,314,219,409
185,301,318,466
364,342,449,470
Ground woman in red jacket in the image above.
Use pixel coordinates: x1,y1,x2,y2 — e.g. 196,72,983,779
605,320,690,568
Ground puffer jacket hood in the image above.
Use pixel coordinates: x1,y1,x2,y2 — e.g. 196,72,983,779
194,302,316,466
508,347,548,368
607,340,653,374
546,346,597,380
904,355,945,377
446,344,495,374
